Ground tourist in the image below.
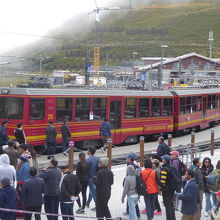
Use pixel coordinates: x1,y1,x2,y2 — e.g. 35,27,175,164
201,157,214,217
5,139,19,168
160,155,176,220
45,121,57,156
122,165,139,220
190,158,204,218
39,158,62,220
0,120,8,147
157,136,170,158
0,154,16,186
86,146,100,211
100,118,111,153
22,167,45,220
176,169,199,220
0,178,16,220
94,157,113,220
141,157,159,220
61,119,71,155
76,152,88,214
14,123,26,144
60,165,81,220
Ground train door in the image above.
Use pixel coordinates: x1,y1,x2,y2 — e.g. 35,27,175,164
109,98,122,144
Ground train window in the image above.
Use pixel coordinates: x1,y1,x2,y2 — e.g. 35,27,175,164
197,96,202,111
180,97,185,115
186,97,191,114
152,98,161,117
192,96,197,113
138,98,149,118
0,97,24,119
163,98,173,116
56,98,72,122
30,99,45,120
212,95,216,108
125,98,136,119
208,95,212,109
93,98,106,120
75,98,90,121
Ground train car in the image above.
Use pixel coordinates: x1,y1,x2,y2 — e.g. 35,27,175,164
0,88,174,149
173,89,220,132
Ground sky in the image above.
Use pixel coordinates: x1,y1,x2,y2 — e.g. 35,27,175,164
0,0,107,54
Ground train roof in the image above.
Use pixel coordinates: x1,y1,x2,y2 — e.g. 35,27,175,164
173,88,220,96
1,87,173,97
1,87,220,97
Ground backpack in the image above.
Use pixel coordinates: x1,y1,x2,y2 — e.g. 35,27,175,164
175,158,187,176
136,170,152,196
170,165,182,192
207,171,220,192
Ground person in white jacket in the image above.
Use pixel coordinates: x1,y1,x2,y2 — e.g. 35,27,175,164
0,154,16,186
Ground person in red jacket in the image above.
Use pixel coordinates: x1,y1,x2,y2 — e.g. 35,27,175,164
141,157,159,220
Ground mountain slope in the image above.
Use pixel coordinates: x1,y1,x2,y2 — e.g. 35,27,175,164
8,0,220,71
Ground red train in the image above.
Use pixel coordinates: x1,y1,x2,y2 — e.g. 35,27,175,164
0,87,220,149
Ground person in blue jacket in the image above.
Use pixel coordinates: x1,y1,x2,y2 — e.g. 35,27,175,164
176,169,200,220
0,178,16,220
100,118,111,153
0,120,8,147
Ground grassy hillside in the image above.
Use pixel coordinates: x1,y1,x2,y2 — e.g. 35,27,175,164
9,0,220,71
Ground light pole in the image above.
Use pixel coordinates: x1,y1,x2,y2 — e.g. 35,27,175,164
132,52,138,78
208,30,214,59
159,45,168,87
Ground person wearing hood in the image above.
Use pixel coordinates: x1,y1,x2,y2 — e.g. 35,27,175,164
0,178,16,220
14,123,26,144
0,154,16,187
201,157,214,217
93,157,113,220
121,165,139,220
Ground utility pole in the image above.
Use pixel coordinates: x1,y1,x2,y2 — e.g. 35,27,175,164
208,30,214,59
159,45,168,87
88,0,132,77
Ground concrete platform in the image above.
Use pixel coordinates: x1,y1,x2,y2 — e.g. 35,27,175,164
37,148,220,220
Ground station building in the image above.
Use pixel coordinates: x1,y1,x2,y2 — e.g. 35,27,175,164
138,53,220,85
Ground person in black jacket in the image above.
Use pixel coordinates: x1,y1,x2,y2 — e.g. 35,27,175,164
93,157,113,220
61,119,71,155
45,121,57,155
157,136,170,159
22,167,45,220
0,120,8,147
14,123,26,144
76,152,88,214
39,158,62,220
60,165,82,220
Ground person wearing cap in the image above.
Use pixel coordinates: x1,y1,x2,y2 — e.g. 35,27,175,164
14,123,26,144
0,120,8,147
45,121,57,156
176,169,199,220
160,154,176,220
93,157,113,220
59,165,82,220
0,177,16,220
157,136,170,159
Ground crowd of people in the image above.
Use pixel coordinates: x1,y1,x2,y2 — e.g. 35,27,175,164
0,118,220,220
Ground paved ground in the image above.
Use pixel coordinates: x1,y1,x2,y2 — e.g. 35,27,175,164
37,148,220,220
